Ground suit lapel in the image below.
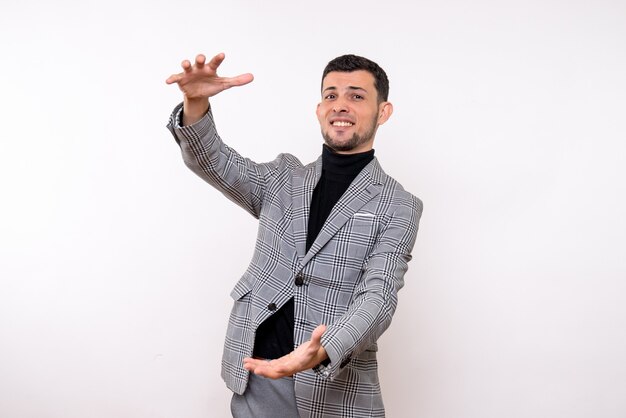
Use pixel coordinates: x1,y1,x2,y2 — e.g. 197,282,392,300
300,158,383,266
292,156,322,261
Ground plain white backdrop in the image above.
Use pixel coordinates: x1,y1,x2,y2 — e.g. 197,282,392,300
1,0,625,417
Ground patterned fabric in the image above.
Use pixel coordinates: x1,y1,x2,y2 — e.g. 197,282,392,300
167,103,423,417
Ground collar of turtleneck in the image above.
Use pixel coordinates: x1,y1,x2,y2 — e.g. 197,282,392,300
321,144,375,178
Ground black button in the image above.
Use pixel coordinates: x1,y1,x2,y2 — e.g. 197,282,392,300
267,303,277,311
295,274,304,286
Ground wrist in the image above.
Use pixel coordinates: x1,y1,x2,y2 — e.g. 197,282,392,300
182,97,209,126
317,347,328,364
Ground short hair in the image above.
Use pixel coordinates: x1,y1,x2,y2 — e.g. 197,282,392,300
322,54,390,102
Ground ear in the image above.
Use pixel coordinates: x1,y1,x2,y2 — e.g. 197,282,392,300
377,102,393,125
316,102,321,118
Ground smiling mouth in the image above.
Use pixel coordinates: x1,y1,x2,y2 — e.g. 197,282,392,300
331,121,354,127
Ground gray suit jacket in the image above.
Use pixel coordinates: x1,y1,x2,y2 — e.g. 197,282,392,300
167,103,422,417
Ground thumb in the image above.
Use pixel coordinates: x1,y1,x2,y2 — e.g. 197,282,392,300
222,73,255,89
311,324,327,345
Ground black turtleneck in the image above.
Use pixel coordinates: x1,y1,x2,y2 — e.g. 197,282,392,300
306,145,375,251
252,145,375,360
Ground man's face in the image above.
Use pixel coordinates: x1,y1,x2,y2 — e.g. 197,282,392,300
316,70,392,154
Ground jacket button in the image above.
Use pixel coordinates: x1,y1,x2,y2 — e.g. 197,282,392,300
267,303,277,311
295,274,304,286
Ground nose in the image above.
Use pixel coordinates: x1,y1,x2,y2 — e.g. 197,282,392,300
332,98,349,113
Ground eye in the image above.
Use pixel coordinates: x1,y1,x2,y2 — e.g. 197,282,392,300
325,94,336,100
353,94,364,100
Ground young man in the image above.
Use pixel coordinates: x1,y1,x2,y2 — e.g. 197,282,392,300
166,53,422,418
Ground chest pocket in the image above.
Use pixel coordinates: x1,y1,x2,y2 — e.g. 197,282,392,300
332,213,380,261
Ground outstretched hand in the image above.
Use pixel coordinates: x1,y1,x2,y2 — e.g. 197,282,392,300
166,52,253,99
243,325,328,379
166,53,253,124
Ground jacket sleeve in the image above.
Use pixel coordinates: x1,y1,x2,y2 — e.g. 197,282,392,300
315,194,423,380
166,102,292,218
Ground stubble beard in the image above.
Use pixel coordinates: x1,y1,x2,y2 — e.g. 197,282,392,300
322,116,378,153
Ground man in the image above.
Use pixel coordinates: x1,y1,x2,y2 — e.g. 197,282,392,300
166,52,422,418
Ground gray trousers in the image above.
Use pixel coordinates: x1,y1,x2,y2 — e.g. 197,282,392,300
231,373,300,418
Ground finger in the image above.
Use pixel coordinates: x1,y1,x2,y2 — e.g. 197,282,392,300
195,54,206,67
221,73,254,89
243,357,269,373
243,358,290,378
244,360,268,376
182,59,192,72
255,363,287,379
207,52,226,71
252,367,279,379
243,357,260,369
244,358,279,370
165,72,182,84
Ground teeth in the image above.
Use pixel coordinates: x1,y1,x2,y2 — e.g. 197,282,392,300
332,121,353,127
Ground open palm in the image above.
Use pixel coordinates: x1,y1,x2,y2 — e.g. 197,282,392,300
166,53,253,99
243,325,328,379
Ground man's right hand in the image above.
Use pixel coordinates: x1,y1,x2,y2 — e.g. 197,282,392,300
166,53,254,125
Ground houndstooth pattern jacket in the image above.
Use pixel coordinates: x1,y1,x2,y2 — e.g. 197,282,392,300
167,103,422,417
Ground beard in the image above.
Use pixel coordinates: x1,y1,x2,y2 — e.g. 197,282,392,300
322,115,378,153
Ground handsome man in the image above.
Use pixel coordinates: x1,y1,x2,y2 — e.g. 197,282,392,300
166,53,422,418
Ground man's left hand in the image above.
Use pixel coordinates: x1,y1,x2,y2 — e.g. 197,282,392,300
243,325,328,379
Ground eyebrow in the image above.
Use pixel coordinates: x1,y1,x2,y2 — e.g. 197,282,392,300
322,86,368,93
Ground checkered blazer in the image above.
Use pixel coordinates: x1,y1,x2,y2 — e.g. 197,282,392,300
167,103,422,417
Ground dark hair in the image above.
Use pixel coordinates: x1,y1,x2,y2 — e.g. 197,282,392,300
322,54,389,102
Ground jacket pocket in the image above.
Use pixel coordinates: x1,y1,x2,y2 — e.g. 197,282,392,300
230,275,253,300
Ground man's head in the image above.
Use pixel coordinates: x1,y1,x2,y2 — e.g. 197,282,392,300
322,54,389,103
317,54,393,154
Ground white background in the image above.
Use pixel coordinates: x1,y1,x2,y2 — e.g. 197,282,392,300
1,1,625,417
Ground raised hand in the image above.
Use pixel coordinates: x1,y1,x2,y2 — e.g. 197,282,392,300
166,53,254,124
243,325,328,379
